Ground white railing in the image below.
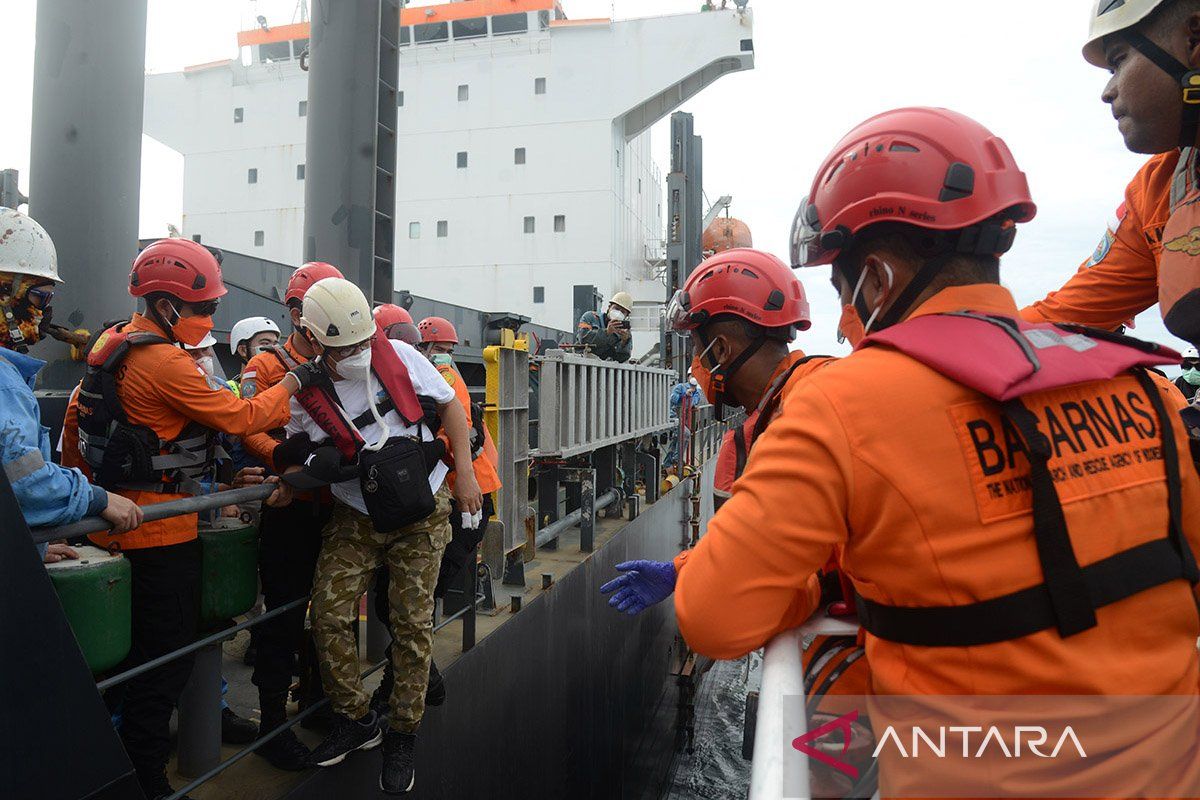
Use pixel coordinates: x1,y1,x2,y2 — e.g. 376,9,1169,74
749,614,860,800
533,349,674,458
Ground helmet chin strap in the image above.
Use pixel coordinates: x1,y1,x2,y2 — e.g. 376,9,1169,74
1121,30,1200,148
699,330,765,417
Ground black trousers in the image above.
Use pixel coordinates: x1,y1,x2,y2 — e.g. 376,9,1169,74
374,492,494,625
107,538,202,781
251,499,332,695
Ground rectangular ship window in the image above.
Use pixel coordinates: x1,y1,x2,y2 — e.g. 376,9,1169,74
409,222,421,239
554,215,566,233
491,13,529,35
247,168,258,184
524,217,535,234
533,286,545,303
260,41,291,62
514,147,526,165
534,77,546,95
415,22,449,44
457,151,468,169
437,220,448,238
452,17,488,40
458,84,469,102
254,230,264,247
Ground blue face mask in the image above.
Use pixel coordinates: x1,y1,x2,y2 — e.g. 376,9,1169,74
1183,367,1200,386
430,353,454,367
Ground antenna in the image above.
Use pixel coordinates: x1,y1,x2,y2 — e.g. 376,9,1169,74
294,0,310,24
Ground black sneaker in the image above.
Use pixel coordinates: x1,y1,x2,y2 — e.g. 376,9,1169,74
256,728,312,771
308,711,383,768
379,729,416,794
426,659,446,708
221,706,259,745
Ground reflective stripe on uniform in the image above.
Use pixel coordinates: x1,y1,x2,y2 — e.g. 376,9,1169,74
3,450,46,483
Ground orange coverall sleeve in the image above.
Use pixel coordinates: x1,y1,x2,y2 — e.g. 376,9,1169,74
238,352,289,468
154,352,291,436
1020,165,1159,329
674,382,849,660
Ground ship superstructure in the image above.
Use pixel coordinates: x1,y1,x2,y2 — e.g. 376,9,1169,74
143,0,754,353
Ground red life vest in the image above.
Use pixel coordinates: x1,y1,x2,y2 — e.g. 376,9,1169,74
857,311,1198,646
293,334,425,462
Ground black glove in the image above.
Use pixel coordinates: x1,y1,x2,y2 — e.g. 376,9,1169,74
418,394,441,431
288,361,327,391
273,432,318,471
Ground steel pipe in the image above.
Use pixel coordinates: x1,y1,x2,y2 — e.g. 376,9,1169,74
534,488,621,548
32,484,276,543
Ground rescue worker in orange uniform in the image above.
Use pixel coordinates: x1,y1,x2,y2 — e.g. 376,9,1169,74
369,315,503,719
599,249,828,618
238,261,344,770
1023,0,1200,344
676,108,1200,796
60,239,317,800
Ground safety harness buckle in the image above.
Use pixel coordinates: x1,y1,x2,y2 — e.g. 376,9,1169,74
1184,72,1200,105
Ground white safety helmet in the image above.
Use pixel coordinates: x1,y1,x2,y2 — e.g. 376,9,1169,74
0,207,61,283
1083,0,1167,66
183,333,217,351
609,291,634,313
300,277,374,348
229,315,281,351
1184,346,1199,360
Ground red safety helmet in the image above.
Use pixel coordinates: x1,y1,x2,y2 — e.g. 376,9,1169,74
129,239,227,302
789,107,1037,268
667,248,811,334
285,262,344,304
373,303,414,328
418,316,459,344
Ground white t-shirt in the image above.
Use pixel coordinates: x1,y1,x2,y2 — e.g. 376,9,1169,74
285,339,455,514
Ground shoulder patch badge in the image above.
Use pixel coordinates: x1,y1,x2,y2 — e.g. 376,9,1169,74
1164,225,1200,257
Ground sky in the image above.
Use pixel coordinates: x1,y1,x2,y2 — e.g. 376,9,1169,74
0,0,1188,361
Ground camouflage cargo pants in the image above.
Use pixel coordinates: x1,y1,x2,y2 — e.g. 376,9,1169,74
310,486,452,732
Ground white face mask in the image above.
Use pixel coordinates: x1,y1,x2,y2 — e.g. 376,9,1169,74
195,356,215,377
608,307,627,322
335,348,372,382
849,261,895,338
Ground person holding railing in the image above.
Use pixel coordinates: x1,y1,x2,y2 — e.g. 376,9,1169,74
269,278,481,794
676,108,1200,796
0,208,143,559
57,238,320,800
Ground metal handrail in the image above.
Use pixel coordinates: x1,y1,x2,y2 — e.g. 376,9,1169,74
96,596,307,691
748,615,859,800
32,484,277,543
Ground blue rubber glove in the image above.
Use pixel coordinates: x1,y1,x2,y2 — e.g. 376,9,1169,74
599,560,677,615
